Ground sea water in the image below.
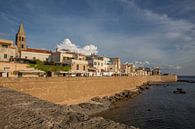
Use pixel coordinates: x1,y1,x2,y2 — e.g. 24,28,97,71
98,76,195,129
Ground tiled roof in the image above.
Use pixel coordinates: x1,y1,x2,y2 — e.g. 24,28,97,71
22,48,51,54
0,39,13,45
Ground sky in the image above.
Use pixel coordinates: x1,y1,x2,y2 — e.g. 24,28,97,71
0,0,195,75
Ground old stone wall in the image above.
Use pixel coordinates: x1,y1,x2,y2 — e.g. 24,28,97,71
0,75,177,104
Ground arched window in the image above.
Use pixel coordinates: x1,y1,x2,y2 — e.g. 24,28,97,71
22,37,24,41
21,44,24,48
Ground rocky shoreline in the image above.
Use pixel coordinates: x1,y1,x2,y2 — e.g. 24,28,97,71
177,79,195,83
0,86,141,129
0,82,167,129
62,83,154,117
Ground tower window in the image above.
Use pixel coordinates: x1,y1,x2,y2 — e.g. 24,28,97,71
21,44,24,48
19,37,21,41
22,37,24,41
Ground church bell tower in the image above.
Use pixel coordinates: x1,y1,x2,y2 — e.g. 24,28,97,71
16,23,27,51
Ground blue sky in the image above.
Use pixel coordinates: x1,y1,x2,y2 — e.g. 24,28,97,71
0,0,195,75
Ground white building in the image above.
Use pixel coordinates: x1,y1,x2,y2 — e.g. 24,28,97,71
20,48,51,62
87,55,107,76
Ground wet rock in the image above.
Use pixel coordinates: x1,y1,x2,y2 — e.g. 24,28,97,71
178,80,195,83
91,96,102,102
145,86,150,89
138,86,145,91
147,109,151,112
173,88,186,94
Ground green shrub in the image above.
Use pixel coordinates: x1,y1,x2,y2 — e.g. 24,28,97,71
29,60,70,72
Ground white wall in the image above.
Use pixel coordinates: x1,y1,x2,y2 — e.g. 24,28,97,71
21,51,51,61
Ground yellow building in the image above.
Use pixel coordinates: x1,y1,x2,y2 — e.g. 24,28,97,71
52,50,88,76
0,39,17,62
0,62,42,77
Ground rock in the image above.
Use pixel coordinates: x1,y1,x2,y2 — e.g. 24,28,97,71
173,88,186,94
139,86,145,91
147,109,151,111
178,80,195,83
91,97,102,102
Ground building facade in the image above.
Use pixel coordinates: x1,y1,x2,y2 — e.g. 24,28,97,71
0,39,17,62
52,50,88,76
121,63,135,76
87,55,107,76
20,48,51,61
108,57,121,74
0,62,42,77
152,67,160,75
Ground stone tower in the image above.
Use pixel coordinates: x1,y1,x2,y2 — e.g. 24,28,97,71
16,23,27,51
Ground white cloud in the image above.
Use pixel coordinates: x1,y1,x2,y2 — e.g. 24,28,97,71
57,38,98,55
131,60,151,67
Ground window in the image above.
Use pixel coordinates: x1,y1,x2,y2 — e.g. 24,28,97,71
76,64,79,70
19,37,21,41
98,62,100,66
4,54,7,59
25,56,28,59
22,37,24,41
2,44,8,48
94,62,97,65
21,44,24,48
9,56,14,61
33,57,36,60
101,63,103,66
63,57,67,61
83,66,85,71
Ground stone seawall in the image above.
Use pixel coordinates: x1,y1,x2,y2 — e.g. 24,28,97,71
0,75,177,105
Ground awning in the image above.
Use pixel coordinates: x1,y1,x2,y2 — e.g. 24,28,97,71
16,70,45,74
88,67,97,71
56,71,89,74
